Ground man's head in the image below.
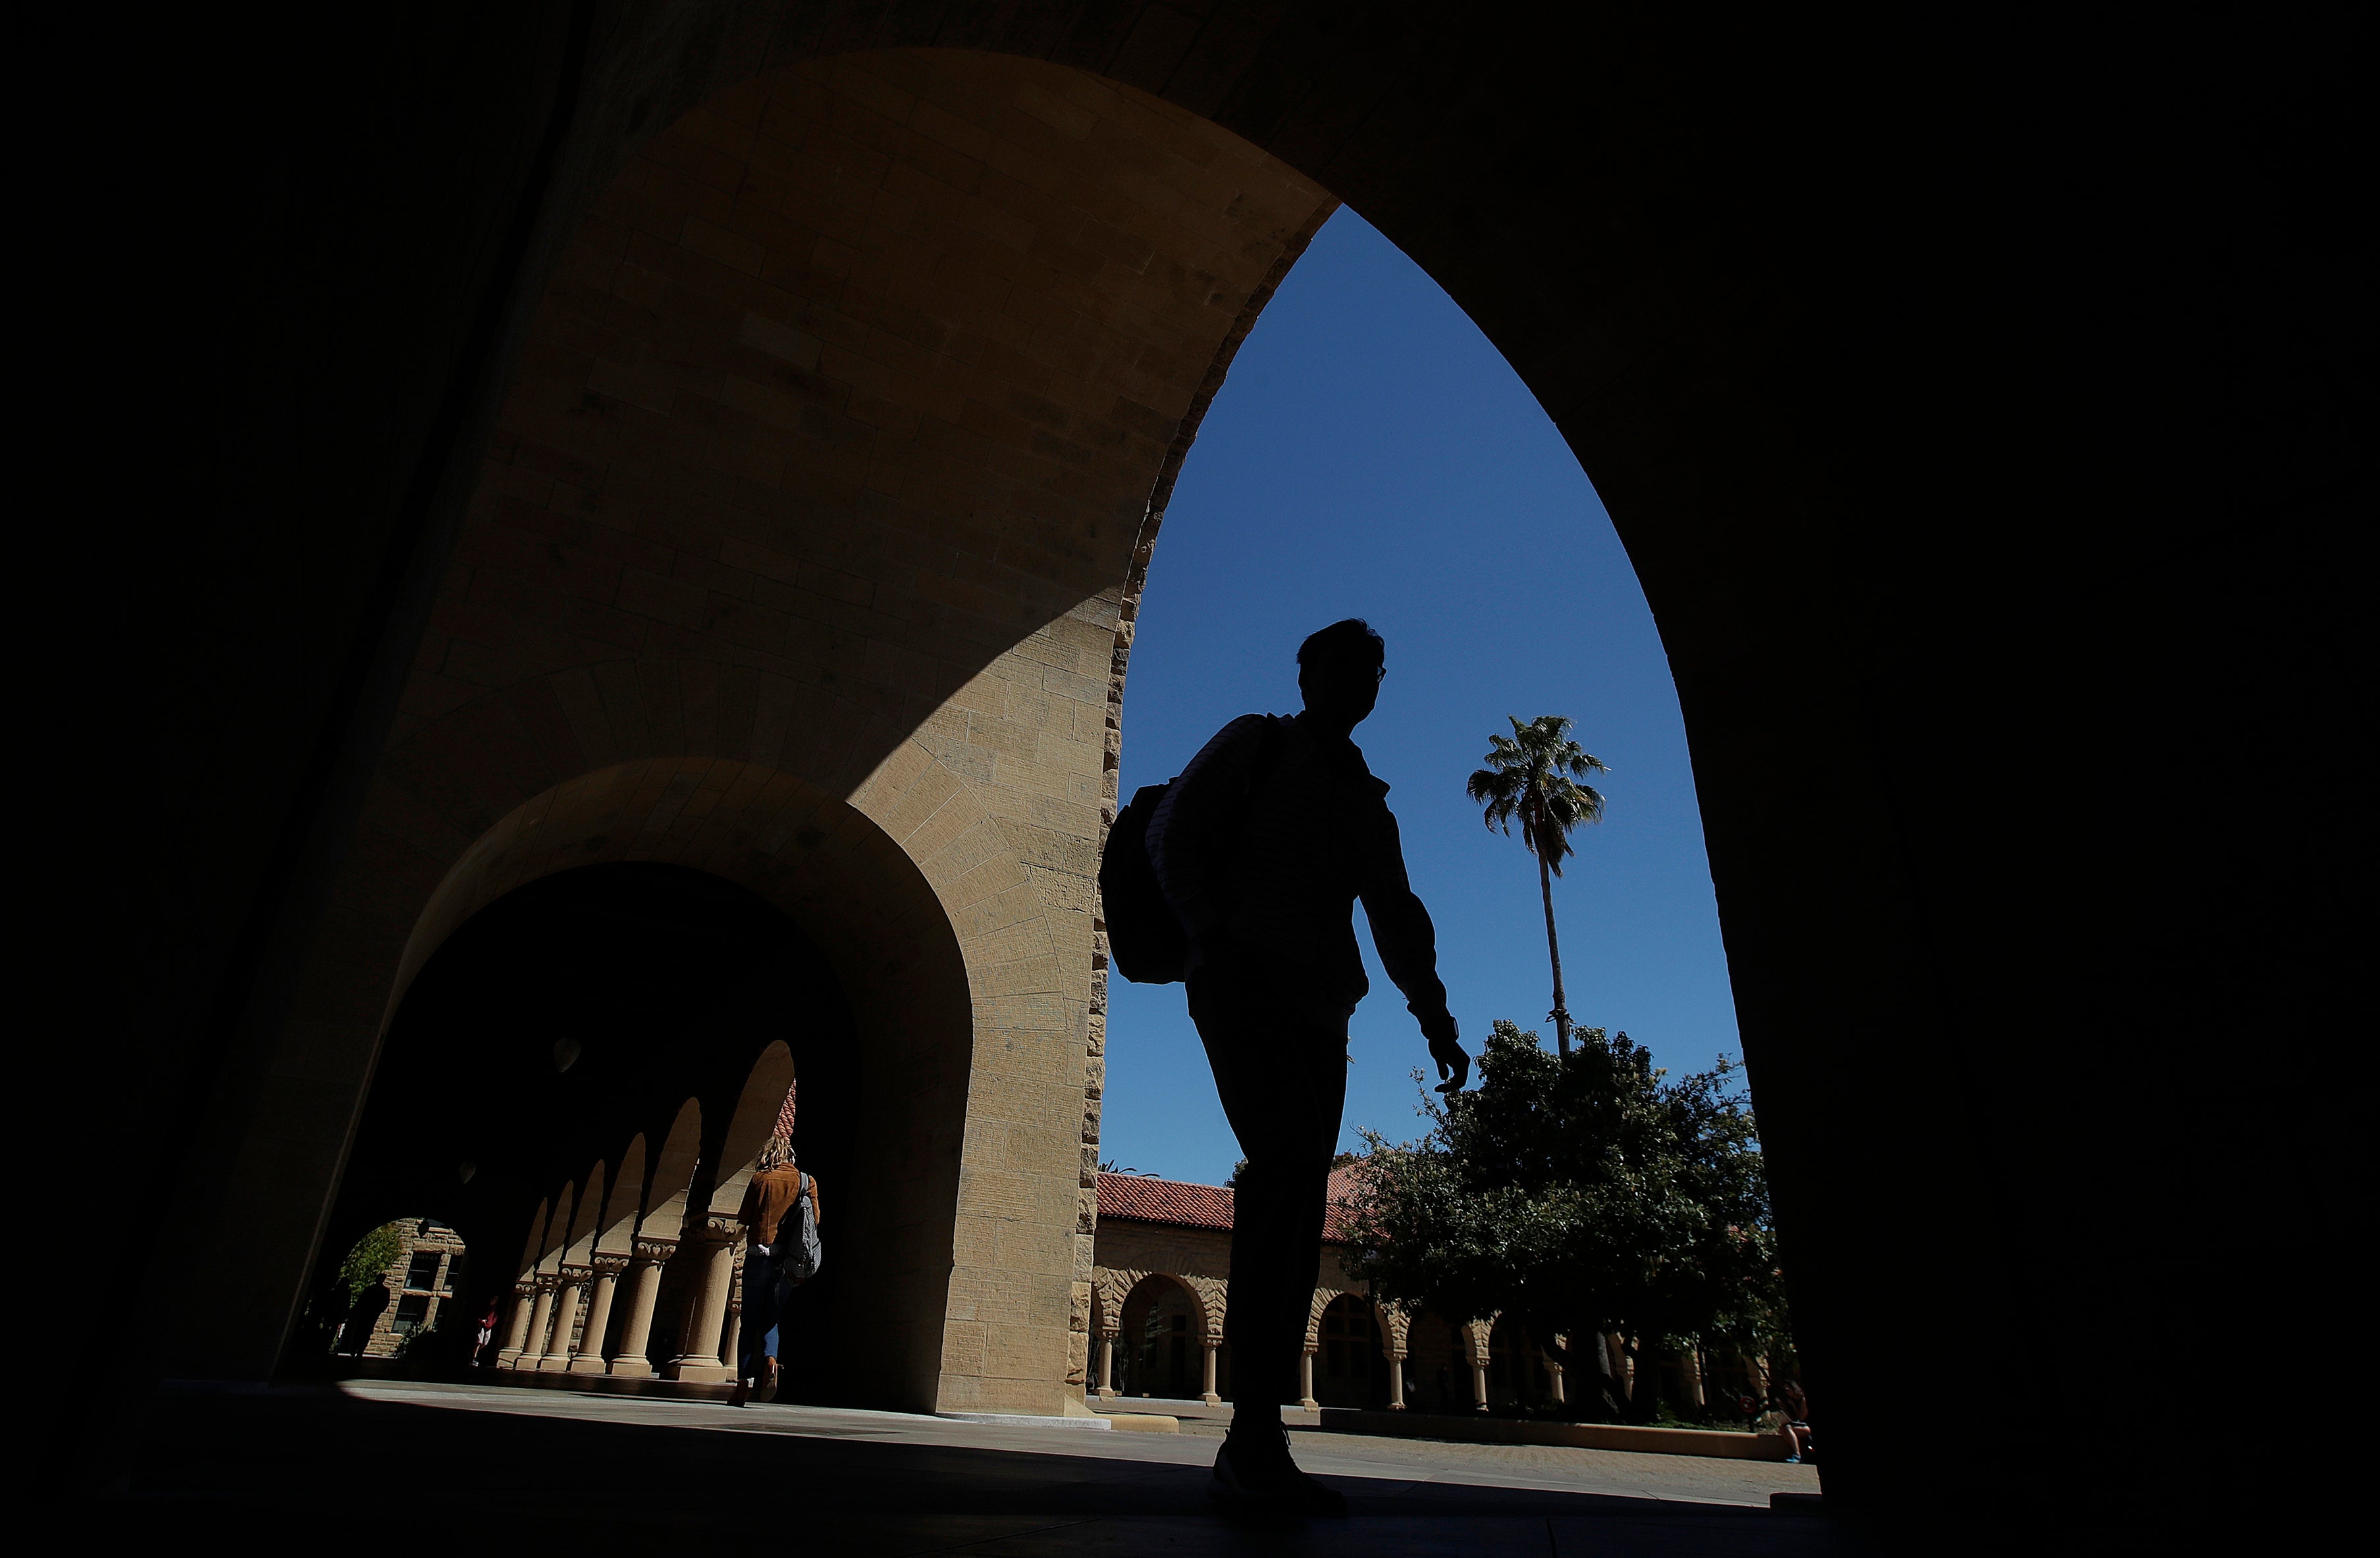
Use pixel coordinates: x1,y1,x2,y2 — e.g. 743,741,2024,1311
1298,619,1385,734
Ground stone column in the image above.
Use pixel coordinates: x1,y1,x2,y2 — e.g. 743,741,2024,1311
722,1249,746,1378
1548,1357,1566,1405
1385,1349,1407,1410
1200,1337,1221,1405
537,1266,590,1371
569,1254,629,1374
663,1218,739,1383
1298,1345,1319,1411
1096,1331,1119,1398
494,1279,536,1369
1681,1347,1705,1408
608,1238,675,1378
1470,1331,1490,1412
516,1274,558,1369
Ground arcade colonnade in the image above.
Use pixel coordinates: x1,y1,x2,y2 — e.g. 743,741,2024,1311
1092,1266,1774,1417
495,1046,797,1383
1088,1174,1781,1417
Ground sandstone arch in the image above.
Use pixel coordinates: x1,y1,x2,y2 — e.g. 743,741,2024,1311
135,7,2367,1527
171,44,1339,1417
706,1042,798,1221
596,1135,646,1258
564,1163,606,1269
642,1100,704,1246
535,1184,576,1281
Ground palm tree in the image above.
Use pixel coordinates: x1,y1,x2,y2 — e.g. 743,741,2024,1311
1468,715,1608,1056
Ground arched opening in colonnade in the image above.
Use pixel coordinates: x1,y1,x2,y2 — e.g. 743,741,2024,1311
315,863,865,1397
1314,1293,1388,1411
232,39,1751,1424
223,45,1340,1417
1485,1316,1556,1411
1112,1274,1214,1403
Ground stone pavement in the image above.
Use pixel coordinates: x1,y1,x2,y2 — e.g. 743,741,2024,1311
111,1381,1852,1554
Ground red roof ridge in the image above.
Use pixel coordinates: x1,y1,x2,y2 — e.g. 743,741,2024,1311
1096,1167,1368,1243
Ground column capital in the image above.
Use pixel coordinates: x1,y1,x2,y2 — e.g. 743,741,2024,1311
558,1263,593,1284
513,1278,538,1298
533,1272,560,1293
702,1214,743,1243
591,1252,631,1277
633,1237,679,1263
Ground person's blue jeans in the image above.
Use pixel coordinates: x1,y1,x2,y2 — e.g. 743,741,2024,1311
739,1248,798,1385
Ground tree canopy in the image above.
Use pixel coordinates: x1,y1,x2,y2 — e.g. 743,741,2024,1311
338,1222,406,1303
1343,1021,1787,1418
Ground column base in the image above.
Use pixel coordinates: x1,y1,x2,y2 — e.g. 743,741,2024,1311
608,1357,654,1378
535,1354,573,1372
1202,1392,1222,1406
663,1358,735,1383
1298,1397,1319,1410
566,1355,610,1375
1096,1387,1118,1399
494,1350,521,1370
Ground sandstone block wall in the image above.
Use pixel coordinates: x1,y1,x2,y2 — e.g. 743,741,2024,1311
171,49,1330,1415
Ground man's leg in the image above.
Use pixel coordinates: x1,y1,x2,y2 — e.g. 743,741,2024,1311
1192,966,1349,1507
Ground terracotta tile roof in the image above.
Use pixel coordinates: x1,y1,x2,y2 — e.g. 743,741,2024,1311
1323,1160,1372,1243
1097,1172,1234,1231
1096,1165,1371,1245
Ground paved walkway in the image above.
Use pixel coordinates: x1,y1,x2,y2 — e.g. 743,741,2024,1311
114,1380,1847,1555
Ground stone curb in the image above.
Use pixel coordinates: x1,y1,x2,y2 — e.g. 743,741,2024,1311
1313,1409,1791,1461
936,1411,1113,1430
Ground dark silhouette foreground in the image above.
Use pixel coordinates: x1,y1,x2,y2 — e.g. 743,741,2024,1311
1146,620,1466,1515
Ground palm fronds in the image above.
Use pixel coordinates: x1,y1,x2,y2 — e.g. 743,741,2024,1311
1466,714,1607,878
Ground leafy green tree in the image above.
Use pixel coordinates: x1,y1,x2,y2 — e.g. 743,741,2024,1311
338,1222,406,1304
1468,716,1606,1054
1344,1021,1787,1421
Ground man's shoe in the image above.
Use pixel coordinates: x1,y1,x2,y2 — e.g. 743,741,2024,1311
1207,1437,1348,1517
727,1381,751,1408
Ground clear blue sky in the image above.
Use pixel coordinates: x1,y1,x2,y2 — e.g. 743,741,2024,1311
1101,209,1741,1185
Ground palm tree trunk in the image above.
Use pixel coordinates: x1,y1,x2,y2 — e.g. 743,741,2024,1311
1539,850,1572,1056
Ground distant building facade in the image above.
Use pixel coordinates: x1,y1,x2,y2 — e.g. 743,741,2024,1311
345,1220,470,1359
1089,1167,1565,1414
1088,1168,1775,1416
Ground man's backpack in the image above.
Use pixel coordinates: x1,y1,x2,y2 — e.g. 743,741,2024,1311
1101,781,1189,983
1098,716,1283,986
787,1172,822,1281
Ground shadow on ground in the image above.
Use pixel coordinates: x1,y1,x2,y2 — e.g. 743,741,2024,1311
111,1387,1859,1555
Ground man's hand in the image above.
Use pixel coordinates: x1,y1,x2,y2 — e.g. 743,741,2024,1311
1419,1007,1467,1093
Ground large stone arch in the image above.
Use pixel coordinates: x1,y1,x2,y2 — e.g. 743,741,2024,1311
171,47,1333,1418
380,741,1038,1409
138,7,2367,1528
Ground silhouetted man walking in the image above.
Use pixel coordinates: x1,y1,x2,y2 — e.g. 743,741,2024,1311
1148,619,1466,1515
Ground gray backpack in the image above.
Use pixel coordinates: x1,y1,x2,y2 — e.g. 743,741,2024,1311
786,1172,822,1281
